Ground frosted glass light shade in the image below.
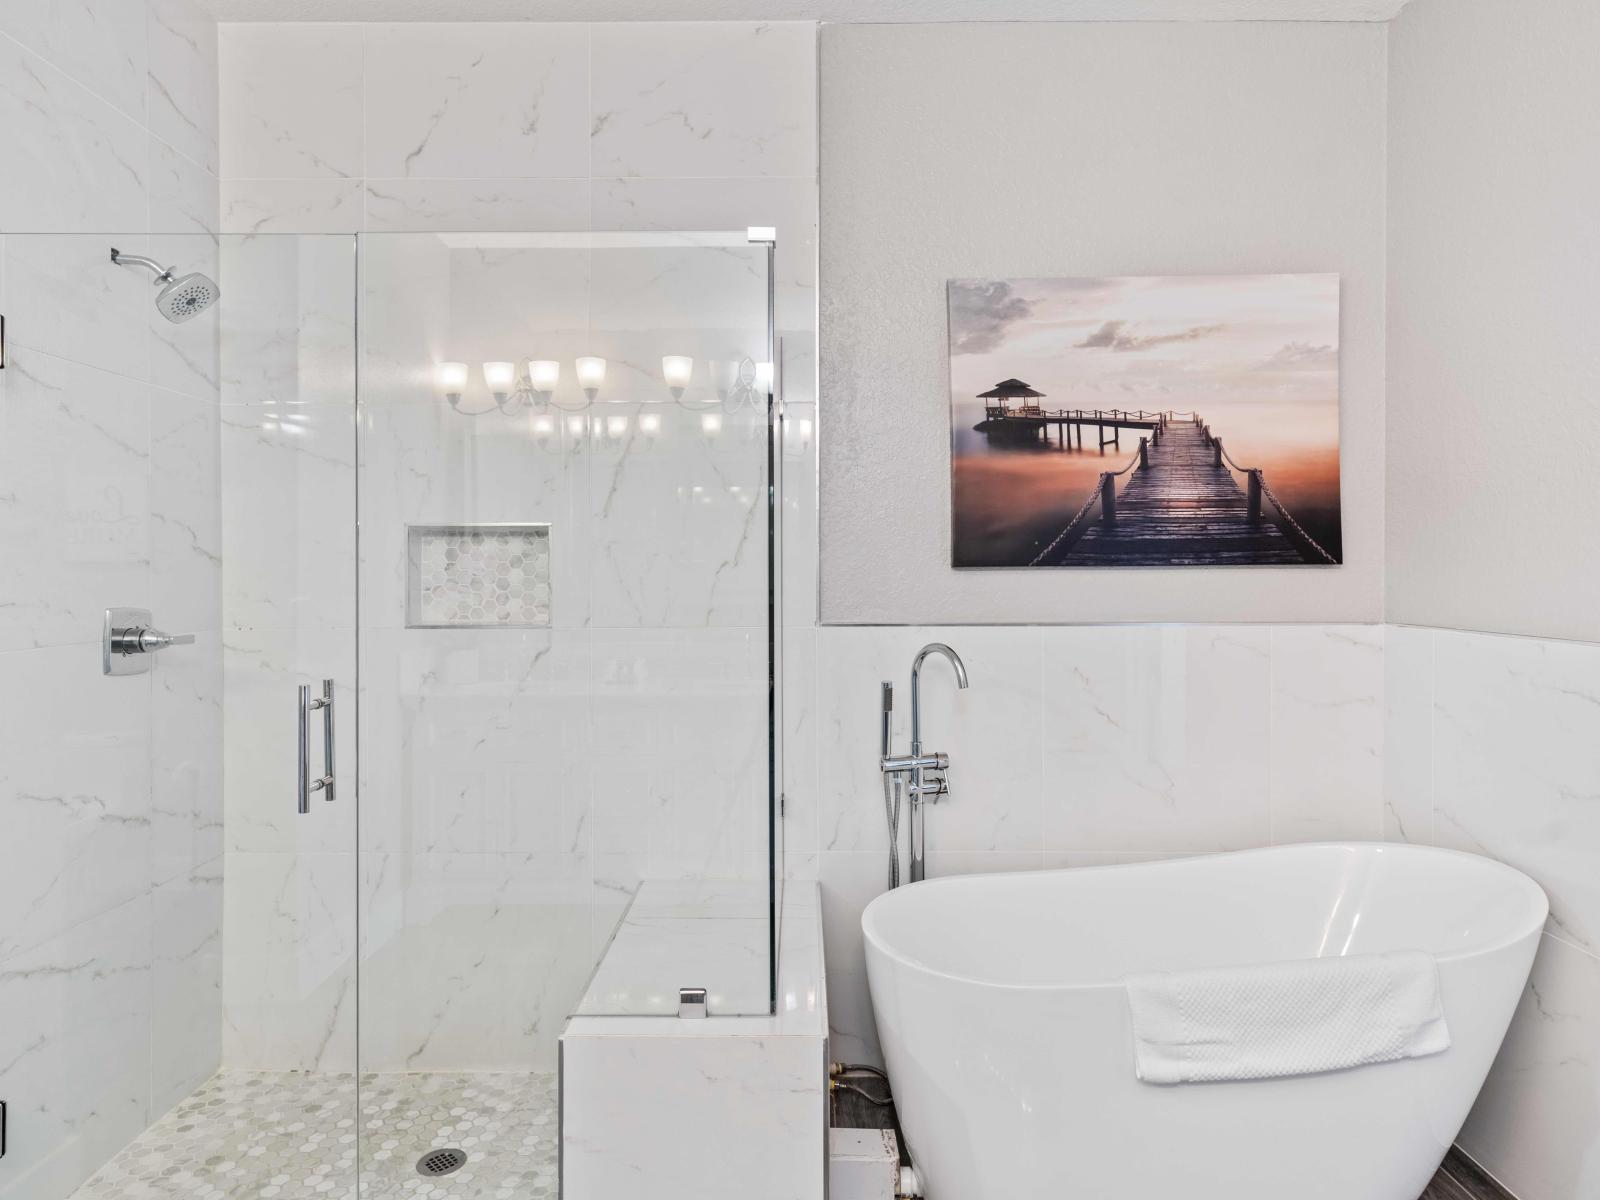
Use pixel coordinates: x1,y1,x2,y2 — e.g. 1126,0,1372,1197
435,361,469,394
527,359,561,392
662,355,694,391
576,356,607,393
482,361,516,392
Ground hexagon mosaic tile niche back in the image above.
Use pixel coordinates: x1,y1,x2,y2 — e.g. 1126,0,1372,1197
407,524,552,628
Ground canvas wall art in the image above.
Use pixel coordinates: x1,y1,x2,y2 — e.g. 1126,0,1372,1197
949,274,1342,568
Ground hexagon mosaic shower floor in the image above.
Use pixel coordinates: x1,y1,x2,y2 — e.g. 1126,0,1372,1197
71,1070,558,1199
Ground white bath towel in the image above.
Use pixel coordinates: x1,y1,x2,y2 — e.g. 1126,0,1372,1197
1124,951,1451,1084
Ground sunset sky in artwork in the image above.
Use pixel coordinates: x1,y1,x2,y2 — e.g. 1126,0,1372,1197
950,273,1340,452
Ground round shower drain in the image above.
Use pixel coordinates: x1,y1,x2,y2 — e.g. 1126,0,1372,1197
416,1148,468,1177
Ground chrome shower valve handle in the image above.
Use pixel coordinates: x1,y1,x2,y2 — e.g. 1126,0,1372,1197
103,607,195,675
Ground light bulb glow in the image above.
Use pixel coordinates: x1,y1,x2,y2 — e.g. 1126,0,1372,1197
755,361,774,393
482,361,516,392
435,361,469,394
576,356,607,392
700,413,722,435
661,355,694,391
532,414,555,436
606,415,629,438
565,414,587,437
527,359,560,392
639,413,662,435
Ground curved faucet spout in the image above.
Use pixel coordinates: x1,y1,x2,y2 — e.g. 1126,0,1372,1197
910,643,969,755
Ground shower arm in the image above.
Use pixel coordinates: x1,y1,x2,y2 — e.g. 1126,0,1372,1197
110,248,174,283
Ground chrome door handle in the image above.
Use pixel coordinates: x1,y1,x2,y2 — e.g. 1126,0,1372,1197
297,679,335,814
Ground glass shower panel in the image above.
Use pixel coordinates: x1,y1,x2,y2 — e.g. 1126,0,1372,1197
0,232,359,1200
353,233,775,1148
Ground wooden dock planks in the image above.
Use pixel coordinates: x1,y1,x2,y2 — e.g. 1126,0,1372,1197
1045,421,1305,566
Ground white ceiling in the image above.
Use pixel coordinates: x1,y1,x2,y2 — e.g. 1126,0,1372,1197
200,0,1413,23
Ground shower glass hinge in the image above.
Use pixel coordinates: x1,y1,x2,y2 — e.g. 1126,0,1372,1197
678,988,708,1019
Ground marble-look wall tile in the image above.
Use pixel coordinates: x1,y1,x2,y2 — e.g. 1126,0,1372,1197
152,631,223,885
1383,623,1434,842
151,856,223,1114
221,850,356,1072
1042,625,1272,853
589,22,816,180
357,627,592,860
0,0,151,125
0,640,152,961
363,178,590,232
151,385,221,632
149,136,222,234
1268,625,1385,842
587,403,767,629
221,178,364,233
0,35,149,231
221,402,356,632
1458,932,1600,1200
219,232,356,409
147,0,219,176
3,234,152,378
0,896,153,1200
0,7,220,1193
0,348,150,653
360,851,593,1071
561,1031,824,1200
590,627,768,881
363,23,589,181
218,23,362,181
1432,629,1600,954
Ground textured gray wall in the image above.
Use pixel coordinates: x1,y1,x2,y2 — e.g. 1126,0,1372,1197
819,21,1387,625
1387,0,1600,643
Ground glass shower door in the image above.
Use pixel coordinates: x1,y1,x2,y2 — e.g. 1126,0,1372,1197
353,229,774,1194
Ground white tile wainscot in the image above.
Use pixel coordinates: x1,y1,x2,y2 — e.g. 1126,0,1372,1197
560,881,828,1200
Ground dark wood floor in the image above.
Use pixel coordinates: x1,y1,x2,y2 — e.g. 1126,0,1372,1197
832,1076,1511,1199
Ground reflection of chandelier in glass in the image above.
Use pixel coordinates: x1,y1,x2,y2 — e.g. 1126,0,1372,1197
720,356,774,413
435,352,771,421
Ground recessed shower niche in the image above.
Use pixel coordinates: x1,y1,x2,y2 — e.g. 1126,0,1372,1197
406,523,553,628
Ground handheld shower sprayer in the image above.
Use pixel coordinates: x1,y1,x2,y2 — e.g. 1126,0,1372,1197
881,681,904,889
111,247,220,323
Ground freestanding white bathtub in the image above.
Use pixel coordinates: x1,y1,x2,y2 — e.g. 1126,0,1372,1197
862,844,1546,1200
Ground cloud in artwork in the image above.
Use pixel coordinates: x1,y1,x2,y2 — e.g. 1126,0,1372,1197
1075,320,1227,352
949,280,1033,354
1261,342,1338,370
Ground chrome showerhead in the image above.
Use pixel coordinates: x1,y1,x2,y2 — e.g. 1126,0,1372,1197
110,247,220,323
154,272,220,323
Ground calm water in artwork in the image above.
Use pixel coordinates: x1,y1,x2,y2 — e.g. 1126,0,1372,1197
949,274,1343,568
